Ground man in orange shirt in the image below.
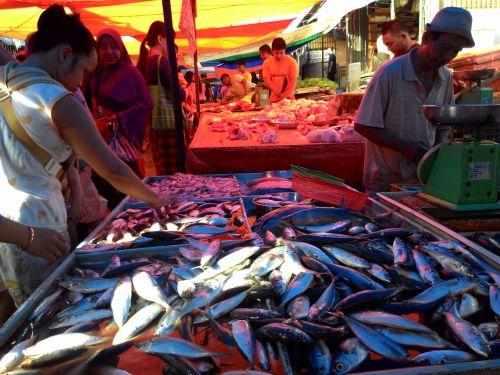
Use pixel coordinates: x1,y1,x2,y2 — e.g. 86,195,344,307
262,38,299,103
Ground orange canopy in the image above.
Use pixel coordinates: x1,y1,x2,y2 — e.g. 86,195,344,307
0,0,373,62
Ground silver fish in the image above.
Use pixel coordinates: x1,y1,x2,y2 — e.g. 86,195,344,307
269,270,287,296
0,337,36,373
331,337,369,374
155,307,183,336
351,311,436,334
479,322,498,341
250,254,284,277
281,272,314,307
58,276,119,294
132,271,170,309
111,276,132,328
29,288,63,321
50,309,112,329
392,237,413,268
444,312,491,358
410,279,478,304
323,247,370,269
367,264,392,283
490,284,500,316
375,327,454,349
343,316,408,361
308,279,336,321
412,249,440,285
348,226,366,236
291,241,333,264
23,333,105,365
310,340,331,375
137,337,224,358
286,295,310,319
458,293,480,319
113,303,164,345
200,239,222,268
231,320,256,368
412,350,476,365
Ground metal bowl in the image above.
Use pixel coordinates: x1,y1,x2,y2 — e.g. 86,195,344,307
422,104,500,127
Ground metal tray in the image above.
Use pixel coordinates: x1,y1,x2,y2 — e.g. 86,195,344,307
138,171,293,202
377,191,500,266
2,200,500,374
76,197,252,254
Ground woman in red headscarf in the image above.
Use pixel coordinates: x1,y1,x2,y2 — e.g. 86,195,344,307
86,29,153,209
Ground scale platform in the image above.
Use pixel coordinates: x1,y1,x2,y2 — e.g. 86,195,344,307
418,192,500,211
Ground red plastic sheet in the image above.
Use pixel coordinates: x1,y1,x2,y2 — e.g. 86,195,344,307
186,113,366,189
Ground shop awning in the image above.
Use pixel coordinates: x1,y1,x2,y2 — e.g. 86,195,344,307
0,0,372,62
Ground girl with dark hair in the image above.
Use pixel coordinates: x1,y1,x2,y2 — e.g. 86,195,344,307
0,5,170,318
86,28,153,209
138,21,187,176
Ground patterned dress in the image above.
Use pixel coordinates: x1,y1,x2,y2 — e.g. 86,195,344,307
0,62,72,305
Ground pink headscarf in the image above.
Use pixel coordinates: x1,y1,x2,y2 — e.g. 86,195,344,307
86,28,152,148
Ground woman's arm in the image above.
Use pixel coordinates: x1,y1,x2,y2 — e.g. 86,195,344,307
66,165,83,221
52,95,170,206
0,216,69,263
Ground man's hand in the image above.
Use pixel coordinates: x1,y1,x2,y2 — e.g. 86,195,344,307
403,142,429,165
24,228,70,264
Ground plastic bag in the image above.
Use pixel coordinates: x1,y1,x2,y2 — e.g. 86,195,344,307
107,120,138,162
80,166,108,223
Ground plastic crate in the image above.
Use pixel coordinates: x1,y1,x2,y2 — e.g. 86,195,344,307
291,172,368,211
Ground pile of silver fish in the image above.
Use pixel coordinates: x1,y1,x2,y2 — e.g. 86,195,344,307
2,204,500,375
80,200,248,251
146,174,242,201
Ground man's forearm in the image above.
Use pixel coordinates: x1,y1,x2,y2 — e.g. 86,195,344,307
354,124,408,153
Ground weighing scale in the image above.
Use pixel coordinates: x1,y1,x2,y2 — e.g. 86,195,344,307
454,69,495,104
417,104,500,211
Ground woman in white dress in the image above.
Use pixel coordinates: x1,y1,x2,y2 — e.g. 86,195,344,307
0,5,172,321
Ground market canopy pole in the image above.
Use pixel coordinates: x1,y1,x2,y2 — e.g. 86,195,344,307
192,0,201,117
180,0,200,116
161,0,186,172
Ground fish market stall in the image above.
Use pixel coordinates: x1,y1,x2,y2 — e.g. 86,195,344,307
187,96,366,188
2,174,500,375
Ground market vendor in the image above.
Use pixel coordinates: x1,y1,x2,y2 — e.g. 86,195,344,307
381,20,419,58
220,73,249,102
262,38,299,103
354,7,474,193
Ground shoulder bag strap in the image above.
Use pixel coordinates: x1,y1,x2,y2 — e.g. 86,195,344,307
0,65,72,179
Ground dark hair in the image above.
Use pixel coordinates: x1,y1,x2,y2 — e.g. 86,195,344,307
237,59,245,67
220,73,230,80
137,21,166,76
381,20,410,35
272,38,286,51
259,44,271,54
184,71,194,84
30,5,96,56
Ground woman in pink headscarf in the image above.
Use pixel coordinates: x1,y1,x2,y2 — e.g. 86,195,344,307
86,29,153,208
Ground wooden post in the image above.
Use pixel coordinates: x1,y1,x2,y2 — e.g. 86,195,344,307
161,0,186,172
192,0,201,117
